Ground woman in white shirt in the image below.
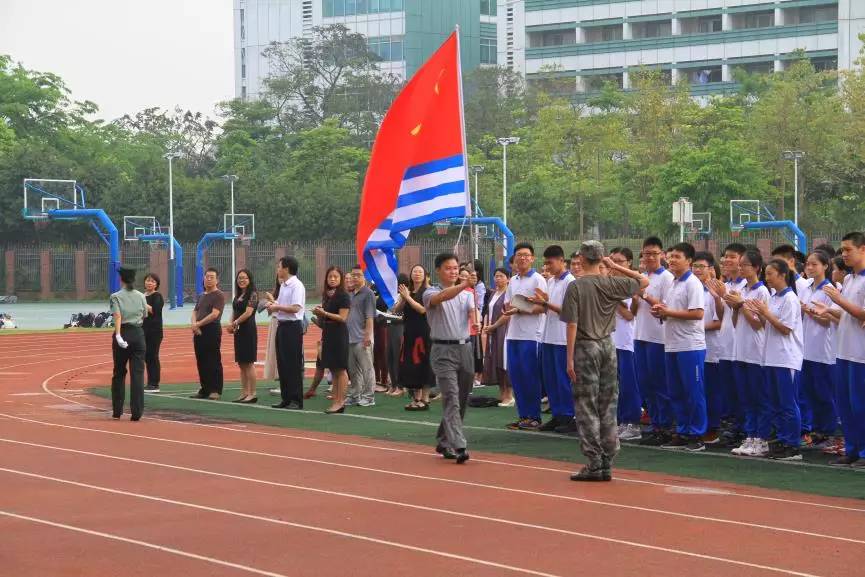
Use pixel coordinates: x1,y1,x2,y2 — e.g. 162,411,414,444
745,259,804,461
799,251,838,449
722,249,771,457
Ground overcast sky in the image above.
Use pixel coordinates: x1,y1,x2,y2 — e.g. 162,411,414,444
0,0,235,122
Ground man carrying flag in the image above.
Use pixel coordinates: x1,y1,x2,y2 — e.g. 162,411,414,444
356,30,472,462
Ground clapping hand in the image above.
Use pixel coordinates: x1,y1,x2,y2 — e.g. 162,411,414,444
398,284,410,300
650,303,668,320
823,284,842,303
527,288,549,305
706,278,726,299
312,305,326,318
744,299,768,317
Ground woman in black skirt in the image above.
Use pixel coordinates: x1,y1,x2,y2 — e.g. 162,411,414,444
394,264,433,410
313,266,350,414
228,269,258,403
143,273,164,393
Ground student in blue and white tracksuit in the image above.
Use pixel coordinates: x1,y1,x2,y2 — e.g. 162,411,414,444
728,249,771,457
652,243,707,452
610,247,641,442
709,243,748,445
799,250,838,449
692,252,723,443
746,259,804,461
632,237,675,446
534,245,575,433
503,242,548,431
824,232,865,467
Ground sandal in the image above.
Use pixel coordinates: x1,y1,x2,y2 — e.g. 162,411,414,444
387,388,404,397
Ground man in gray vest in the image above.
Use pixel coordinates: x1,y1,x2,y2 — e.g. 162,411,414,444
423,252,477,464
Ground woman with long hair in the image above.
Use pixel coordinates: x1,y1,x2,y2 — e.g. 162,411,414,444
394,264,433,410
482,268,513,407
385,273,409,398
142,273,164,393
228,269,259,403
312,266,351,413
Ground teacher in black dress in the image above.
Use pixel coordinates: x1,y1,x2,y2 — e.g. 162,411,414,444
143,273,164,393
313,266,350,414
228,269,259,403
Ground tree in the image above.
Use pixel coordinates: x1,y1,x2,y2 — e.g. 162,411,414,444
463,66,527,153
260,25,401,143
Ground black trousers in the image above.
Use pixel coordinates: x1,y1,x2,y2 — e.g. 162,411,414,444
112,325,146,419
193,323,224,396
144,329,163,387
276,320,304,405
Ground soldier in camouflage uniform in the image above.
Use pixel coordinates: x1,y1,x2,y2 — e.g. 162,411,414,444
560,241,648,482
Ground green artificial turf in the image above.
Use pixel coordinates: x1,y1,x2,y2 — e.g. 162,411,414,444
91,382,865,501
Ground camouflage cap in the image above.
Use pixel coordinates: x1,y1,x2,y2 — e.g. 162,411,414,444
579,240,605,262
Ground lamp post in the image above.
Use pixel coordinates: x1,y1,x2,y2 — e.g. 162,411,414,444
781,150,805,248
163,151,183,309
221,174,239,300
496,137,520,226
470,165,485,260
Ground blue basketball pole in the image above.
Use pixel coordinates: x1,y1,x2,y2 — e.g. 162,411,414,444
139,233,184,308
742,220,807,253
47,208,121,293
195,232,236,296
445,216,515,265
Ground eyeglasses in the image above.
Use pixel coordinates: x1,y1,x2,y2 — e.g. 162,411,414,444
691,264,708,270
643,251,663,257
515,252,533,258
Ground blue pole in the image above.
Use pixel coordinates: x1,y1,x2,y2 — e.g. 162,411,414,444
196,232,233,296
139,234,184,308
741,220,807,253
48,208,120,293
446,216,515,265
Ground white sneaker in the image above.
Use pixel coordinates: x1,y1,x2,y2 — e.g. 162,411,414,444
497,398,515,408
358,400,376,407
732,437,753,455
753,438,770,457
619,423,642,441
473,379,484,389
269,388,280,396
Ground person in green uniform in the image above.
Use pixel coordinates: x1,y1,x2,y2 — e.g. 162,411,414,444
110,265,148,421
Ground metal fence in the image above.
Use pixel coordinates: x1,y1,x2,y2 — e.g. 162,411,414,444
0,229,851,298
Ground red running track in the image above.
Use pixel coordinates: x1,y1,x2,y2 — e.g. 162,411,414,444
0,328,863,577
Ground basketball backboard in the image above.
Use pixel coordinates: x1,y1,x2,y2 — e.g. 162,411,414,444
23,179,80,219
223,213,255,240
730,200,762,231
123,216,161,241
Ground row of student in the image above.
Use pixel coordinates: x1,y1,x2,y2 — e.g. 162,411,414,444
607,235,865,465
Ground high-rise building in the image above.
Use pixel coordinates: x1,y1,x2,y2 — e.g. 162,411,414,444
505,0,864,99
234,0,492,101
234,1,864,101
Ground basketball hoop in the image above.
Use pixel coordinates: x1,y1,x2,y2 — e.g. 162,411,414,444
435,221,450,235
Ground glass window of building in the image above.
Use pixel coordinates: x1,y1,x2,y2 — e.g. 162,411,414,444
325,0,403,17
632,20,672,39
743,11,774,29
481,0,497,17
527,28,576,48
481,37,497,64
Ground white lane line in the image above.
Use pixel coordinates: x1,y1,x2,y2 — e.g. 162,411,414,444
8,393,50,397
0,510,290,577
33,356,865,514
0,467,566,577
1,428,862,546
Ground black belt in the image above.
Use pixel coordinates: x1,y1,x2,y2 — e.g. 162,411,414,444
278,319,302,324
120,323,142,328
432,338,470,345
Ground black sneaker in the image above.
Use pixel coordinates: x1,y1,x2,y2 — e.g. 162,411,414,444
640,431,671,446
455,449,470,464
686,438,706,452
661,435,689,450
538,418,560,432
769,445,802,461
436,444,457,459
144,385,160,393
570,466,607,482
829,455,859,466
554,418,578,434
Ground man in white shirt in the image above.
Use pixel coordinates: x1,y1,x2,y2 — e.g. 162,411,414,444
632,237,675,445
706,243,748,447
530,245,575,433
822,232,865,467
651,242,707,452
503,242,547,431
266,256,306,410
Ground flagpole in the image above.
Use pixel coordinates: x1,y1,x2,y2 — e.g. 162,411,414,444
454,25,472,263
